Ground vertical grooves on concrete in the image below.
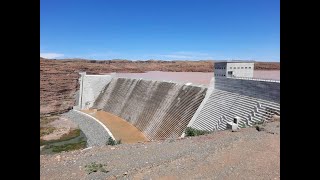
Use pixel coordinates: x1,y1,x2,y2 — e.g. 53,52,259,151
92,78,207,140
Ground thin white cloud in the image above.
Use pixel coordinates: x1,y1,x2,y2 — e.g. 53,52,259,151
174,51,210,56
160,51,213,60
40,53,64,59
72,51,120,60
162,55,191,59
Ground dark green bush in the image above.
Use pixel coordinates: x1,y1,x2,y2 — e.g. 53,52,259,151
85,162,108,174
185,127,211,137
106,137,121,146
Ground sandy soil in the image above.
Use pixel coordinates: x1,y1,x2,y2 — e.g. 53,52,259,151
82,109,148,143
41,117,78,141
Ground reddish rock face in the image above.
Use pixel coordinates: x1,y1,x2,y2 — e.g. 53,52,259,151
40,58,279,116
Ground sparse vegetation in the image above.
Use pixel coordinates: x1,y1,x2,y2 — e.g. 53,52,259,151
40,128,81,146
238,123,247,128
50,140,87,153
252,120,266,126
40,115,59,125
185,127,211,137
40,127,56,137
106,137,121,146
85,162,109,174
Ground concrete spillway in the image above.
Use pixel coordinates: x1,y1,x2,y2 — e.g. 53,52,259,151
92,78,207,140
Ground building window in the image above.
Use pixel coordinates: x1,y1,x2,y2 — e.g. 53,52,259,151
245,67,247,69
234,67,236,69
230,67,232,69
241,67,243,69
237,67,240,69
249,67,251,69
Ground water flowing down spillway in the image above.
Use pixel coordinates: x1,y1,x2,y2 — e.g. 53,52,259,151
92,78,207,140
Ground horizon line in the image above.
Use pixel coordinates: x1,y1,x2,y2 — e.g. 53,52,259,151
40,57,280,62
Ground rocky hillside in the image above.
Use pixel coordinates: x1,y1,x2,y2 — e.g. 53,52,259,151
40,58,280,116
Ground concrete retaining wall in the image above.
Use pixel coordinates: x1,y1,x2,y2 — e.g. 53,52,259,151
75,73,113,110
214,77,280,103
92,78,207,140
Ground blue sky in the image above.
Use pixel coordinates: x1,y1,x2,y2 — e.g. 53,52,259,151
40,0,279,61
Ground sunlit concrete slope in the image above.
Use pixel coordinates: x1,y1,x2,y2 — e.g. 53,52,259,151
92,78,207,140
189,77,280,131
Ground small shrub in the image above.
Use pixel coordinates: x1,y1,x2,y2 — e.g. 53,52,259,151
255,125,265,132
106,137,121,146
117,139,122,144
85,162,109,174
238,122,248,128
185,127,211,137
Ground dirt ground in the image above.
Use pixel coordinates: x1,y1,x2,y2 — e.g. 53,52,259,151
82,109,149,143
40,121,280,180
41,117,78,141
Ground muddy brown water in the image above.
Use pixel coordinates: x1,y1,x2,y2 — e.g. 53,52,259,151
102,70,279,86
82,109,149,143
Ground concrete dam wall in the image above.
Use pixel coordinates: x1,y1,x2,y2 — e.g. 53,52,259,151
188,77,280,131
214,77,280,103
74,73,280,141
92,78,207,140
74,72,114,110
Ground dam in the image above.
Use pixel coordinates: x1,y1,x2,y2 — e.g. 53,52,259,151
71,62,280,144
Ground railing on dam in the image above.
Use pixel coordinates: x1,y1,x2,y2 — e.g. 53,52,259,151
225,76,280,83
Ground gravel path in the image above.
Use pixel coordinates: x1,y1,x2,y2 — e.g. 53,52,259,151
40,121,280,180
62,110,110,147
